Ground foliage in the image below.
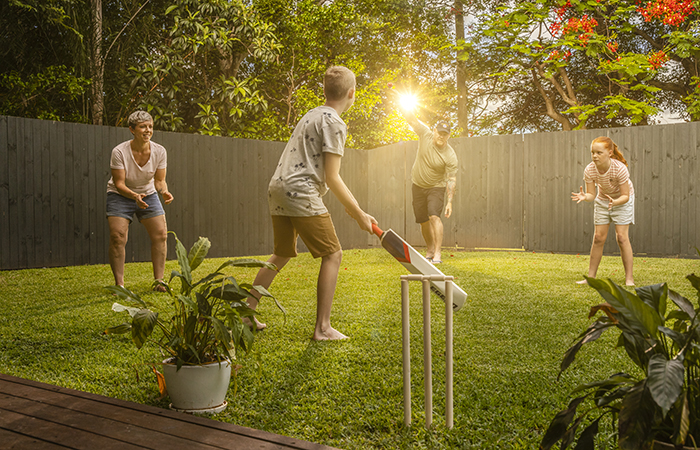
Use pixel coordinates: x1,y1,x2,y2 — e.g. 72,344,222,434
0,66,90,122
104,232,280,368
128,0,281,135
246,0,461,148
466,0,700,134
542,274,700,449
1,0,176,125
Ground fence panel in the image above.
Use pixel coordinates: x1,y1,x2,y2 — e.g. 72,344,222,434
367,142,411,240
0,116,8,268
2,115,700,270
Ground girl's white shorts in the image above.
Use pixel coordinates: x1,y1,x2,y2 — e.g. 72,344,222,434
594,193,635,226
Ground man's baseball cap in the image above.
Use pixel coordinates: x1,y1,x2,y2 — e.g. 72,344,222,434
435,121,451,133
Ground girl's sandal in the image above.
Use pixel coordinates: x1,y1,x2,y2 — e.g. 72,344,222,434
153,280,167,292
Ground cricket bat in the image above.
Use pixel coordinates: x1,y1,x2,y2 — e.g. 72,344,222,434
372,224,467,312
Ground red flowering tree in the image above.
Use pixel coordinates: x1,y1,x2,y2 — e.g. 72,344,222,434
464,0,700,132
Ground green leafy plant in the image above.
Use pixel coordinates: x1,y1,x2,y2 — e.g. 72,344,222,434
541,273,700,450
104,232,281,369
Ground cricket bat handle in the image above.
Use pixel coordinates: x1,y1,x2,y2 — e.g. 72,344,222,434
372,223,384,238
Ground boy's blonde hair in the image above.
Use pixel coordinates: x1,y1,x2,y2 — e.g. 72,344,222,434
324,66,355,101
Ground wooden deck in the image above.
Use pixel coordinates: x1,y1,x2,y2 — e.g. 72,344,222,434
0,373,340,449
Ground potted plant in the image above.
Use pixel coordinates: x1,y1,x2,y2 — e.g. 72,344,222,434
104,232,282,414
541,273,700,450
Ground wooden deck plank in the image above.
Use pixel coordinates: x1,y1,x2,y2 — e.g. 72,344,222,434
0,406,146,450
0,427,70,449
0,393,222,449
0,374,339,450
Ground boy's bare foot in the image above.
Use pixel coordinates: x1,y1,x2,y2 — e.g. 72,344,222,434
312,327,348,341
242,317,267,331
575,279,588,285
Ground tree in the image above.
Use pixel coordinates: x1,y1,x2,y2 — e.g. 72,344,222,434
91,0,103,125
247,0,461,148
1,0,175,125
0,0,91,122
464,0,700,133
127,0,281,135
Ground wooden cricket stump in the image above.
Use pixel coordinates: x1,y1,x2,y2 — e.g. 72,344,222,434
400,274,454,429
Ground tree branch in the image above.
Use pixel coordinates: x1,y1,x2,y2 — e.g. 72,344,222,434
530,68,574,130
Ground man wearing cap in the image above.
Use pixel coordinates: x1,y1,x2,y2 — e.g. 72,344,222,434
400,107,458,264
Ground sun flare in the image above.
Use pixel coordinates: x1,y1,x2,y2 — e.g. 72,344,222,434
399,93,418,111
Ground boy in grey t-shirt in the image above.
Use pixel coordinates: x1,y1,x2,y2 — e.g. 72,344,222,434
247,66,376,340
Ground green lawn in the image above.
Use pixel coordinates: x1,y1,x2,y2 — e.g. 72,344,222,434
1,247,698,449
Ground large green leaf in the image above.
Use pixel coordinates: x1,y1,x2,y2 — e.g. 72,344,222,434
192,272,224,289
249,284,286,317
540,396,587,450
687,273,700,298
196,292,212,317
241,323,255,353
169,270,192,293
209,278,247,301
177,294,197,312
668,288,695,320
104,323,131,335
187,236,210,271
130,309,159,349
559,320,614,377
618,381,656,450
573,417,600,450
659,326,686,349
104,286,146,307
111,302,142,318
171,232,192,285
595,384,632,409
635,283,667,317
209,316,231,347
216,258,277,273
587,277,664,339
647,354,684,416
671,390,690,445
560,416,584,449
572,373,635,395
619,331,650,370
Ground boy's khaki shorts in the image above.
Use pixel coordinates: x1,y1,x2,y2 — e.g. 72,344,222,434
272,213,341,258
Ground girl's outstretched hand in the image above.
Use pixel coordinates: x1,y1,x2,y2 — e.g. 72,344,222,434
571,186,586,203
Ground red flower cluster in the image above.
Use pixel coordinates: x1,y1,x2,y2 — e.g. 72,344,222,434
549,1,572,36
555,0,572,18
547,49,572,60
648,50,670,69
562,15,598,35
607,41,619,53
638,0,695,26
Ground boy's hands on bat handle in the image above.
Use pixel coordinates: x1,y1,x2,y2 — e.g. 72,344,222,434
344,207,376,234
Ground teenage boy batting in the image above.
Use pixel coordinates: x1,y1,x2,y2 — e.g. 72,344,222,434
399,106,458,264
246,66,376,340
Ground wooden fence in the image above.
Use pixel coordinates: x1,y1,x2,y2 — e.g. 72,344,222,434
1,115,698,270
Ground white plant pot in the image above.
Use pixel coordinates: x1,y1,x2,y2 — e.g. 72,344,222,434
161,359,232,414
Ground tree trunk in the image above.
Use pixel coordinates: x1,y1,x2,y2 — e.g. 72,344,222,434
91,0,104,125
455,1,468,136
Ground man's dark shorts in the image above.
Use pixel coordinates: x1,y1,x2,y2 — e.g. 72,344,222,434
412,183,446,224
